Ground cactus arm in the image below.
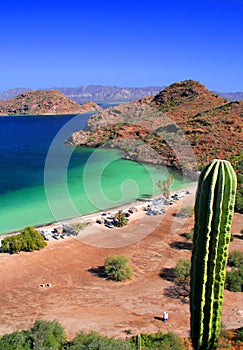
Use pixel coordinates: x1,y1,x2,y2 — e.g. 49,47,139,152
190,159,237,350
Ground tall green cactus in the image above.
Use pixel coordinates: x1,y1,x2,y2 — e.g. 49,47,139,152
190,159,237,350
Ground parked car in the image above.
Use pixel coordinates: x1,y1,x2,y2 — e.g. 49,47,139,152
105,222,114,228
62,223,77,236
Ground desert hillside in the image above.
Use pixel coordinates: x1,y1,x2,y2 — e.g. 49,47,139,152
0,90,101,116
66,80,242,174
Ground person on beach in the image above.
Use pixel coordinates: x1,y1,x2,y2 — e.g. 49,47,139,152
163,311,168,322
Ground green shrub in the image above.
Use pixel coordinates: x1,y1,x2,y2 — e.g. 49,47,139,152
236,327,243,342
29,319,66,349
67,331,133,349
71,222,87,232
218,325,232,348
0,326,184,350
0,330,31,350
174,259,191,286
1,226,47,254
0,320,65,350
225,266,243,292
175,206,193,218
228,250,243,267
235,170,243,213
131,331,183,350
184,228,194,240
235,187,243,213
104,255,133,281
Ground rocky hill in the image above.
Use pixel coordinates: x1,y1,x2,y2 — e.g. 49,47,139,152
0,90,101,116
66,80,243,182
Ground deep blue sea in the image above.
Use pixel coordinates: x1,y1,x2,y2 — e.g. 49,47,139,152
0,112,189,235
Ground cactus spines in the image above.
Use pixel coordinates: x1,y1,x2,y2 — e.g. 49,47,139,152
190,159,237,350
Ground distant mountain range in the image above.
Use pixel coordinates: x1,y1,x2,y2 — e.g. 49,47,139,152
0,86,165,103
1,85,242,103
213,91,243,101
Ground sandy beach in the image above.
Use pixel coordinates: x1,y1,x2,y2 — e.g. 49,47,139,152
1,183,197,244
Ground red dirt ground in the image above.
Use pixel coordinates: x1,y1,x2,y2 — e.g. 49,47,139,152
0,194,242,342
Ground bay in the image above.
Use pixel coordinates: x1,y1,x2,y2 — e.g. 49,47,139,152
0,113,189,235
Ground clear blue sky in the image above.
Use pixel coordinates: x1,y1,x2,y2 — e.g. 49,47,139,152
1,0,242,92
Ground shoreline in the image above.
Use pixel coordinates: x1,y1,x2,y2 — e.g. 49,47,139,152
0,183,197,241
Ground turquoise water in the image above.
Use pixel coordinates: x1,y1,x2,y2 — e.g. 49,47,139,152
0,114,189,235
